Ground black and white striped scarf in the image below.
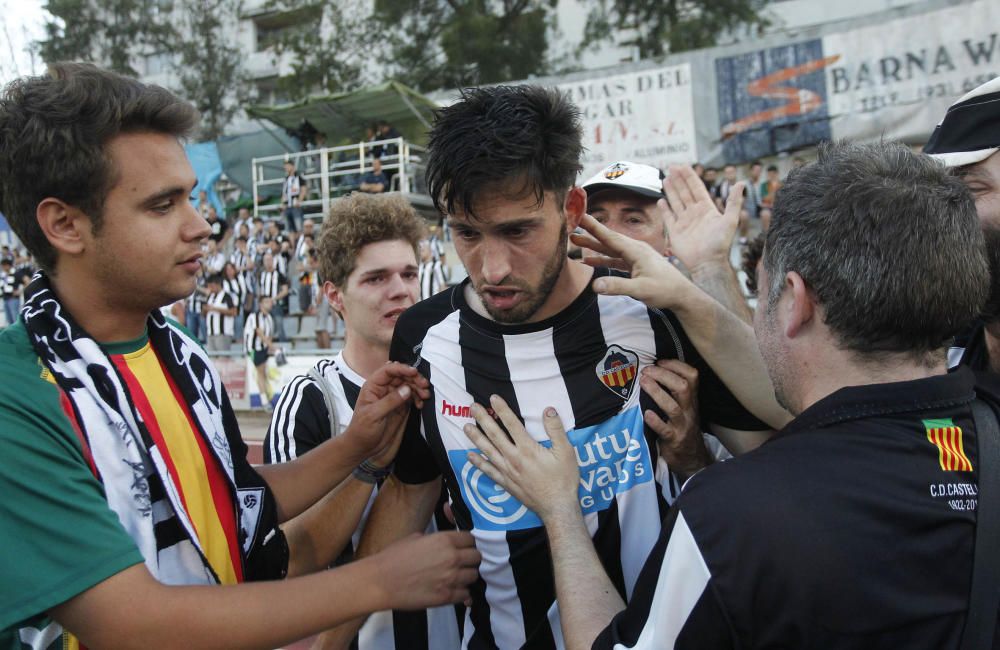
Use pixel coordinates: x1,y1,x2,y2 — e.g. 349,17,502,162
20,272,241,585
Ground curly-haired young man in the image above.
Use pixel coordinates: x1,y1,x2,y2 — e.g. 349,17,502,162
264,192,462,649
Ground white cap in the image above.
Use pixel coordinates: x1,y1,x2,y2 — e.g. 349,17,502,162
582,161,665,200
924,76,1000,168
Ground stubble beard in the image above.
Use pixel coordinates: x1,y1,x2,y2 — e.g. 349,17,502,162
478,223,569,324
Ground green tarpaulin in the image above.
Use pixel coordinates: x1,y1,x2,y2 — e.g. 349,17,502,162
246,81,439,146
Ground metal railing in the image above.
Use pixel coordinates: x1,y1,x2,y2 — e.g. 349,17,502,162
251,137,427,218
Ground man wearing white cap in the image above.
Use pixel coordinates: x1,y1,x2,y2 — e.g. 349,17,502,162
582,161,752,323
924,77,1000,373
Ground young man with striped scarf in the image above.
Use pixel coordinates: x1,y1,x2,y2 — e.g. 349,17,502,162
0,63,479,650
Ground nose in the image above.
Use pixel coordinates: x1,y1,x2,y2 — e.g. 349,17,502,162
386,272,411,299
184,201,212,242
480,237,512,285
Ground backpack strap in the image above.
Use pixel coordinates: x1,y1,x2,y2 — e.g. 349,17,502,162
307,366,339,439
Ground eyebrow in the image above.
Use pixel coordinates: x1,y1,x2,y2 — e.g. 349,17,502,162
359,264,419,277
141,182,198,208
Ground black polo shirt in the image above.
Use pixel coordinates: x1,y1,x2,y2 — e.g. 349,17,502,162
953,322,991,372
594,366,999,649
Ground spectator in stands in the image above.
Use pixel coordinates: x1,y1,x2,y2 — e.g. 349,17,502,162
244,296,276,407
203,238,225,274
222,260,251,343
360,158,389,194
717,164,740,204
760,164,782,209
1,257,19,326
703,166,719,195
295,218,315,263
233,207,253,243
418,240,447,300
281,159,307,233
693,162,705,180
377,120,401,158
258,249,290,342
196,189,210,219
203,273,238,352
205,204,228,245
185,264,208,343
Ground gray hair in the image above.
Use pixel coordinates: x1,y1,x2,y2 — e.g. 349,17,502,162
764,140,987,361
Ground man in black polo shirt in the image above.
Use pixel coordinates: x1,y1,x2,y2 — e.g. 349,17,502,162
924,77,1000,373
463,141,998,649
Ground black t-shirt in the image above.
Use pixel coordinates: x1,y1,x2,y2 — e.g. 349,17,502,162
595,366,1000,649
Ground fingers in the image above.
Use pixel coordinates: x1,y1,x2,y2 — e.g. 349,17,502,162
464,421,503,466
541,406,571,451
468,402,516,455
591,274,640,299
368,361,420,388
467,451,516,497
578,214,642,263
662,173,686,219
489,395,533,447
643,364,694,401
580,253,631,272
723,182,746,221
358,384,413,424
643,408,673,440
656,359,699,385
640,374,683,421
677,165,711,207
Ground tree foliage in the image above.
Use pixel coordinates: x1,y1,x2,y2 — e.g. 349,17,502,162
373,0,555,92
264,0,375,101
583,0,770,60
39,0,173,76
172,0,247,140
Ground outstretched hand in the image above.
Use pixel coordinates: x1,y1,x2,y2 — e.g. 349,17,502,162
345,362,430,463
572,214,695,311
463,396,580,521
662,165,744,271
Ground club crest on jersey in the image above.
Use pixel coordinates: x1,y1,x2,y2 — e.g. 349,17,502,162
596,345,639,400
604,162,628,179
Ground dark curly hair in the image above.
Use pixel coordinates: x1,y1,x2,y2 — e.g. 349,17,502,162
426,85,583,218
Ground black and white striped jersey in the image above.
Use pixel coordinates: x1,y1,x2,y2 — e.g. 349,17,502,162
243,311,273,353
419,260,447,301
263,352,462,650
230,250,251,274
257,270,287,301
205,290,237,337
223,275,251,313
389,270,765,649
1,269,16,298
594,368,998,650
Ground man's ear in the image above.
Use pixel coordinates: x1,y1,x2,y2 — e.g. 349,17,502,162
784,271,816,339
36,198,90,257
324,281,344,316
563,186,587,231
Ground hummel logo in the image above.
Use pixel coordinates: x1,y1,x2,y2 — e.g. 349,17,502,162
441,400,472,418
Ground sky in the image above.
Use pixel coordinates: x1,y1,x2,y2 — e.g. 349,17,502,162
0,0,46,86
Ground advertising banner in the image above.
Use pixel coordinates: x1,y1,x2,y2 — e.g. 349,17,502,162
557,64,697,179
716,39,836,162
823,0,1000,142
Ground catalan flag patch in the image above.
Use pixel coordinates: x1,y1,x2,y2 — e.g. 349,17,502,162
924,418,973,472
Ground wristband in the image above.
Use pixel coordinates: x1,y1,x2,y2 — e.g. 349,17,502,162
352,458,393,484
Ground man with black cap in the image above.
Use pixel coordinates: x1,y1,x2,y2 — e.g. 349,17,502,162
582,161,752,323
924,77,1000,373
